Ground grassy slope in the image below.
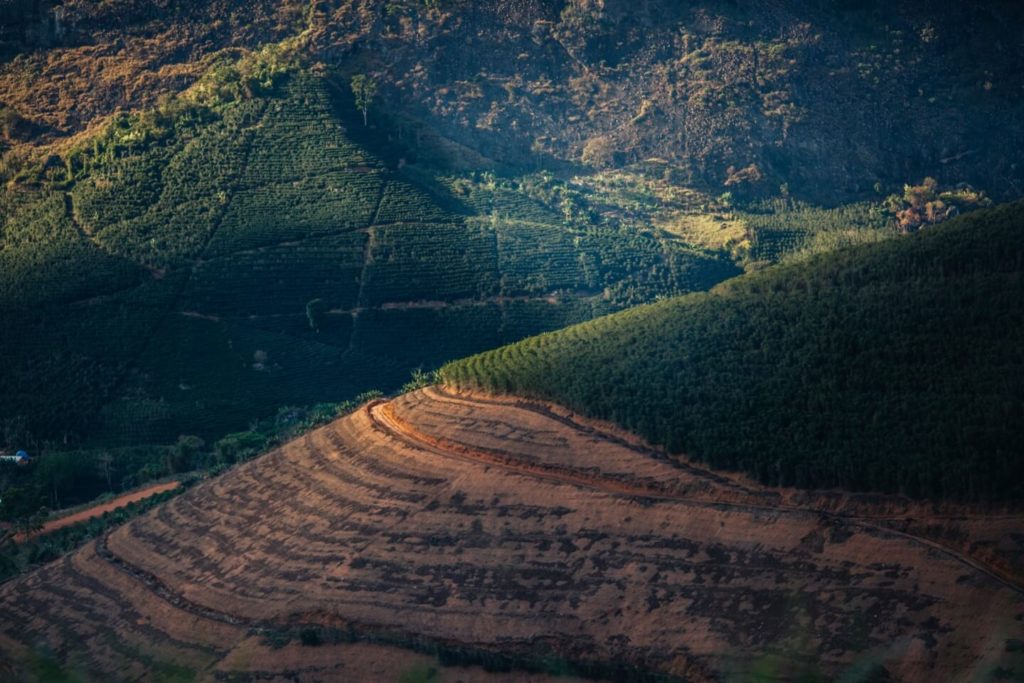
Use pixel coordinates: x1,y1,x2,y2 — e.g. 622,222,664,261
441,203,1024,501
0,69,737,453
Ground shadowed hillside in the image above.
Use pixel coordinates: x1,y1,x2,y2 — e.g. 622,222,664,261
0,69,736,457
4,1,1024,202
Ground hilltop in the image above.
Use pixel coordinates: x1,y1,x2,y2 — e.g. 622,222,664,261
442,203,1024,501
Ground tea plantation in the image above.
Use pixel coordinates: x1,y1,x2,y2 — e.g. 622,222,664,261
0,70,739,460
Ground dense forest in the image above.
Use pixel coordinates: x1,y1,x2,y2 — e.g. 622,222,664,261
442,204,1024,501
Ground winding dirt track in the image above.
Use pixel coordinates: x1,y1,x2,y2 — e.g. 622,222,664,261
15,480,181,542
0,388,1021,682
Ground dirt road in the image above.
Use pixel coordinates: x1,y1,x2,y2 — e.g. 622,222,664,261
17,480,181,542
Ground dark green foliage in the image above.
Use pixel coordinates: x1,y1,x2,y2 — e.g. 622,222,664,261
499,299,608,342
0,193,144,308
0,65,740,460
739,199,891,262
375,180,456,223
442,204,1024,501
71,147,175,229
204,171,382,256
492,219,585,294
0,273,185,442
352,306,504,369
442,174,562,224
214,431,267,464
95,198,224,268
184,232,367,316
242,75,379,185
360,222,500,305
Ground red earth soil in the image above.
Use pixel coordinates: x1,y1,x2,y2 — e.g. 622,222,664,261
0,388,1021,681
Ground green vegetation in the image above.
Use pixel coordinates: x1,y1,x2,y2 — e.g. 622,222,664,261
442,203,1024,501
0,66,749,462
0,487,183,583
737,198,892,263
2,33,1008,523
1,61,773,540
350,74,378,126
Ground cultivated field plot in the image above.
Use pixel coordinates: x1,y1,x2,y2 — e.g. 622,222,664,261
1,388,1021,681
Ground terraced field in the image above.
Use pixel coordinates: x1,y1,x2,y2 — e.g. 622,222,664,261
2,388,1021,681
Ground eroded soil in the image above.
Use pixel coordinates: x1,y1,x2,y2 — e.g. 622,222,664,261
1,387,1021,681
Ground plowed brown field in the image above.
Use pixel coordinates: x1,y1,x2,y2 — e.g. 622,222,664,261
1,387,1021,681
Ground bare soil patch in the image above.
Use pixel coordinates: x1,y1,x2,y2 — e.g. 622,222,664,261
0,389,1021,681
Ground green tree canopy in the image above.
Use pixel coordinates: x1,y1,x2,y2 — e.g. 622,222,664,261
350,74,378,126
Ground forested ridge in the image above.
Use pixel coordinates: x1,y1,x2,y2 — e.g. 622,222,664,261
442,203,1024,501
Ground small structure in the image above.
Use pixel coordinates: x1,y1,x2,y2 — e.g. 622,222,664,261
0,450,30,465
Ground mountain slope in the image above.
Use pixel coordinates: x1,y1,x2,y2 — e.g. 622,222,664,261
1,389,1020,681
441,203,1024,500
0,69,737,455
4,1,1024,202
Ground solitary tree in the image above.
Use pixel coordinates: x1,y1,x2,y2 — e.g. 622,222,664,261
167,435,204,474
97,452,114,492
350,74,378,126
306,298,327,333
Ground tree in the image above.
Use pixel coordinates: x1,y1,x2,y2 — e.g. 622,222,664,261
214,431,267,464
167,435,204,475
350,74,378,126
306,298,327,333
97,452,114,492
15,507,49,537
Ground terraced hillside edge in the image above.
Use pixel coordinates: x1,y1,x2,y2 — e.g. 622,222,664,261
442,203,1024,501
1,388,1021,680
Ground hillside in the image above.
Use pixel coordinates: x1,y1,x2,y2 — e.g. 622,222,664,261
0,68,737,462
2,0,1018,508
3,2,1023,203
442,203,1024,501
1,388,1021,681
0,3,1021,681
